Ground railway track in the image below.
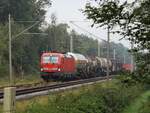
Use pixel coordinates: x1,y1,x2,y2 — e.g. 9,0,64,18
0,81,63,94
0,76,113,100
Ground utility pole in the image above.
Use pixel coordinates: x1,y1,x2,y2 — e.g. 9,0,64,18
3,14,16,113
123,54,126,64
4,15,45,113
113,49,116,60
70,35,73,52
131,42,134,72
98,41,100,57
9,14,14,86
106,24,110,81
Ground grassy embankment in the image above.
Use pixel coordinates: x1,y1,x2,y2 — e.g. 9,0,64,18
1,80,115,113
13,80,148,113
122,90,150,113
0,79,149,113
0,74,42,87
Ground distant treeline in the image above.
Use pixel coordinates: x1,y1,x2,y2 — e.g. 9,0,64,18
0,0,131,76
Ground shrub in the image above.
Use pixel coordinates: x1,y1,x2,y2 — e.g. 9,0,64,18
0,64,8,77
139,96,150,113
21,82,144,113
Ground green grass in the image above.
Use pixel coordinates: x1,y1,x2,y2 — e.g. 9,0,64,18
0,74,42,87
15,80,144,113
0,78,148,113
0,74,42,113
139,97,150,113
122,90,150,113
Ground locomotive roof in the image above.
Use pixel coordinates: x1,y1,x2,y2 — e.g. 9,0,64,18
67,52,88,61
42,52,64,57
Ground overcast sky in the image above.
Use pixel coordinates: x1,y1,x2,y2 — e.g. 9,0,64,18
45,0,133,48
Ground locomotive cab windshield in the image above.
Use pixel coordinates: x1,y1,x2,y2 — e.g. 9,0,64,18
43,56,59,64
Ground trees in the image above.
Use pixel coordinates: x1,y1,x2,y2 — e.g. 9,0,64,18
0,0,51,76
45,23,70,52
83,0,128,77
122,0,150,51
0,0,51,24
83,0,150,83
0,21,130,76
83,0,149,50
0,24,9,76
0,0,130,77
118,0,150,80
84,0,145,46
84,0,121,26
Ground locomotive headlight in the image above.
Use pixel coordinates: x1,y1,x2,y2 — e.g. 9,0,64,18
41,68,43,71
58,68,61,71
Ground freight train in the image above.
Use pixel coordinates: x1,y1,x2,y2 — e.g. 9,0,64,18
40,52,122,81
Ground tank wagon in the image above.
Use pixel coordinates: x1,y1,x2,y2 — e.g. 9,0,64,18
40,52,122,81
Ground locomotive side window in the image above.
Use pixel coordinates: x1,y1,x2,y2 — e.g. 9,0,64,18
43,56,59,64
43,56,50,63
50,56,59,64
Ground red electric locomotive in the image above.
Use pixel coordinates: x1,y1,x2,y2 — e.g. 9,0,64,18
40,52,76,81
40,51,121,81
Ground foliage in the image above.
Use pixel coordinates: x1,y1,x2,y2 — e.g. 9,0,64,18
0,0,51,77
83,0,150,50
44,23,70,52
0,23,130,76
121,0,150,51
19,82,143,113
133,52,150,84
122,91,150,113
116,72,138,87
0,0,130,77
118,52,150,86
127,0,150,84
0,0,51,25
0,64,8,77
139,96,150,113
83,0,127,28
83,0,150,84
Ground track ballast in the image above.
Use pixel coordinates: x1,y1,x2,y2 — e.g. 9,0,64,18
0,76,113,100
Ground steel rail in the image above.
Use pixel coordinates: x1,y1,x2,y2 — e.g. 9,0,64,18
0,76,113,99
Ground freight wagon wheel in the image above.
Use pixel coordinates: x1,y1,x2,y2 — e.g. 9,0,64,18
96,68,103,77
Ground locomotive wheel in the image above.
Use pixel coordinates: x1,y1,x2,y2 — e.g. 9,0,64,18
41,76,49,82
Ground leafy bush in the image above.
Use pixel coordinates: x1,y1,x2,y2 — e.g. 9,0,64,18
133,52,150,85
139,96,150,113
0,64,8,77
116,70,150,90
116,72,138,87
21,82,143,113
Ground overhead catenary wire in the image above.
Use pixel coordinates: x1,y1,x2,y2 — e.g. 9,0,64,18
69,21,107,43
11,19,48,40
12,21,41,39
49,19,108,42
13,20,40,23
70,21,111,81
